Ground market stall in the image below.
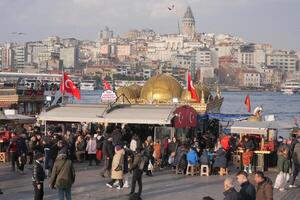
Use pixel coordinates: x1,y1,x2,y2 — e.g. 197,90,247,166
230,121,294,171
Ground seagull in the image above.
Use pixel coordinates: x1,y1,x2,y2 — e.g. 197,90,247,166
11,32,26,35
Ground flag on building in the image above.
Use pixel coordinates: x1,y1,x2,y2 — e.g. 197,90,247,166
244,94,251,113
187,71,199,102
60,72,80,100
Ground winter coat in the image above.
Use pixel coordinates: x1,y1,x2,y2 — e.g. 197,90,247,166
32,160,45,184
168,141,178,155
243,140,255,151
178,153,187,171
111,149,125,180
221,136,231,151
256,177,273,200
76,140,86,152
187,149,199,165
153,143,161,160
96,135,104,150
292,143,300,165
200,150,210,165
86,139,97,154
213,148,227,168
223,187,242,200
277,154,289,173
112,130,122,146
49,154,75,189
239,181,256,200
102,140,114,159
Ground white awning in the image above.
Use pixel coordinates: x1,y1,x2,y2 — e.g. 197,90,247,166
103,104,176,124
38,104,176,125
38,104,108,123
230,121,295,135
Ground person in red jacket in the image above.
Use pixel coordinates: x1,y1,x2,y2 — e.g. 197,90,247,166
7,133,19,172
221,135,231,152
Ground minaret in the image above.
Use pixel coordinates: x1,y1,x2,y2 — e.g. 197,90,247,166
182,6,196,39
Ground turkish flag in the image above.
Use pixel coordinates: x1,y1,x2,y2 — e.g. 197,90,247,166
102,80,112,90
244,94,251,113
187,71,199,102
60,73,81,100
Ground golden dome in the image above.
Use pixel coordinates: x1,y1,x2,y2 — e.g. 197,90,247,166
195,83,211,101
116,86,136,103
127,84,142,98
141,74,182,103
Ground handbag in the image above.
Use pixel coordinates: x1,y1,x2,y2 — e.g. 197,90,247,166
274,172,289,189
115,165,122,171
148,160,154,171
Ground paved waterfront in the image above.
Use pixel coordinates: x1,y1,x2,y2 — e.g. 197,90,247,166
0,162,300,200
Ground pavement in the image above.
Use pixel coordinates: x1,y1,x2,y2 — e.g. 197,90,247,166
0,162,300,200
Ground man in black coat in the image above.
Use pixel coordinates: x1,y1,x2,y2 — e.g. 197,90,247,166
236,171,256,200
101,136,114,178
223,177,242,200
32,153,45,200
129,148,146,199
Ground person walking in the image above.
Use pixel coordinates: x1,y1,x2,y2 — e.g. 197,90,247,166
289,136,300,188
129,148,146,199
101,136,114,178
236,171,256,200
7,133,19,172
274,146,290,191
32,153,45,200
49,145,76,200
75,135,86,163
223,177,242,200
106,145,125,189
254,171,273,200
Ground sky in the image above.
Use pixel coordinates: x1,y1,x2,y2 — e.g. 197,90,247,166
0,0,299,50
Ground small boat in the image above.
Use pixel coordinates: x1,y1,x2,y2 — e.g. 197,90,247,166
281,80,300,94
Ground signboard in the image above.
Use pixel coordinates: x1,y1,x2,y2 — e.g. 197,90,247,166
100,90,117,102
173,105,197,128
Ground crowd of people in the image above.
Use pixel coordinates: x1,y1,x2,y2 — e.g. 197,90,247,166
1,123,300,200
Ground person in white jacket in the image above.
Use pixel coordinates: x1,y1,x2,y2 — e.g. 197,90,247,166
86,134,98,166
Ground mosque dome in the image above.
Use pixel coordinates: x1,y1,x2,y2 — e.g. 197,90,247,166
140,74,182,103
127,84,142,98
116,86,136,103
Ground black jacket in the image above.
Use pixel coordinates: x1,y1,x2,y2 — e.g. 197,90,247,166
102,140,114,159
223,188,242,200
32,160,45,184
239,181,256,200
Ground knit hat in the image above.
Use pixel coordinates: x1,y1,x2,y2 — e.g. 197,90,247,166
115,145,122,151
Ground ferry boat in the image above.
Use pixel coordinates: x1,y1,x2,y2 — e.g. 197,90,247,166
80,80,96,91
281,80,300,94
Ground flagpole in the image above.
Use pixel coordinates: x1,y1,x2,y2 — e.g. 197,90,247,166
185,70,188,105
61,67,64,104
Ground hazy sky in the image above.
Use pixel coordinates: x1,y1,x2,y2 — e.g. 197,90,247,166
1,0,299,50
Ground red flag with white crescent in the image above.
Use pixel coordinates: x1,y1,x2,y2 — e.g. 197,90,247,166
60,73,81,100
187,71,199,102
